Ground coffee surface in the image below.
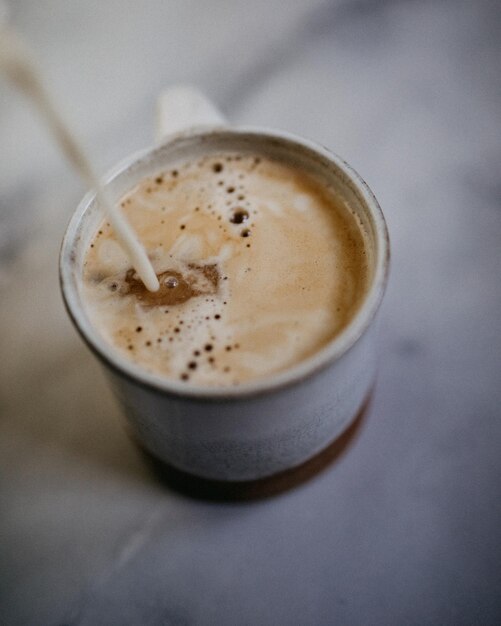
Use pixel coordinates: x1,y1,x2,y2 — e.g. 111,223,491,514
82,152,370,386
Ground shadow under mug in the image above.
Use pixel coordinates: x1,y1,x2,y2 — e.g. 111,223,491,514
60,86,389,488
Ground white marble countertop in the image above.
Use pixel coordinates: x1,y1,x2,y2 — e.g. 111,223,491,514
1,1,500,624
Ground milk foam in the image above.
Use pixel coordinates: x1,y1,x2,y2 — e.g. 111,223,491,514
82,153,370,386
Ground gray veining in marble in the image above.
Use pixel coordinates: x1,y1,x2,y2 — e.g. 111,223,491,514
1,1,500,625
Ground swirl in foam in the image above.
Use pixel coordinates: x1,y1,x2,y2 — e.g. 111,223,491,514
82,153,370,386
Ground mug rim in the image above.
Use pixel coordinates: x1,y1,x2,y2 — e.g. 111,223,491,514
60,125,390,402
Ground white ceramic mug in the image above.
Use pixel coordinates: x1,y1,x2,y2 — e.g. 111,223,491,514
60,86,389,483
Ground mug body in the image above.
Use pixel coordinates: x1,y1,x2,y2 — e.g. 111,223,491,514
106,323,376,481
60,127,389,482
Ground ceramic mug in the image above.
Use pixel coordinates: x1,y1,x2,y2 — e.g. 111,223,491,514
60,86,389,483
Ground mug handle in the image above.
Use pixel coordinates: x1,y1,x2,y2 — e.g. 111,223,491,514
156,85,226,142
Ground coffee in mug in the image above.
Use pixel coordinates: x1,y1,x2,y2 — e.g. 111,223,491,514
82,152,372,387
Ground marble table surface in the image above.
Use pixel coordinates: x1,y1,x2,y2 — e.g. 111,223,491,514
1,1,500,624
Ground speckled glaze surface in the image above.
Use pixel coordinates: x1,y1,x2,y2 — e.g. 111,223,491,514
60,90,389,481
